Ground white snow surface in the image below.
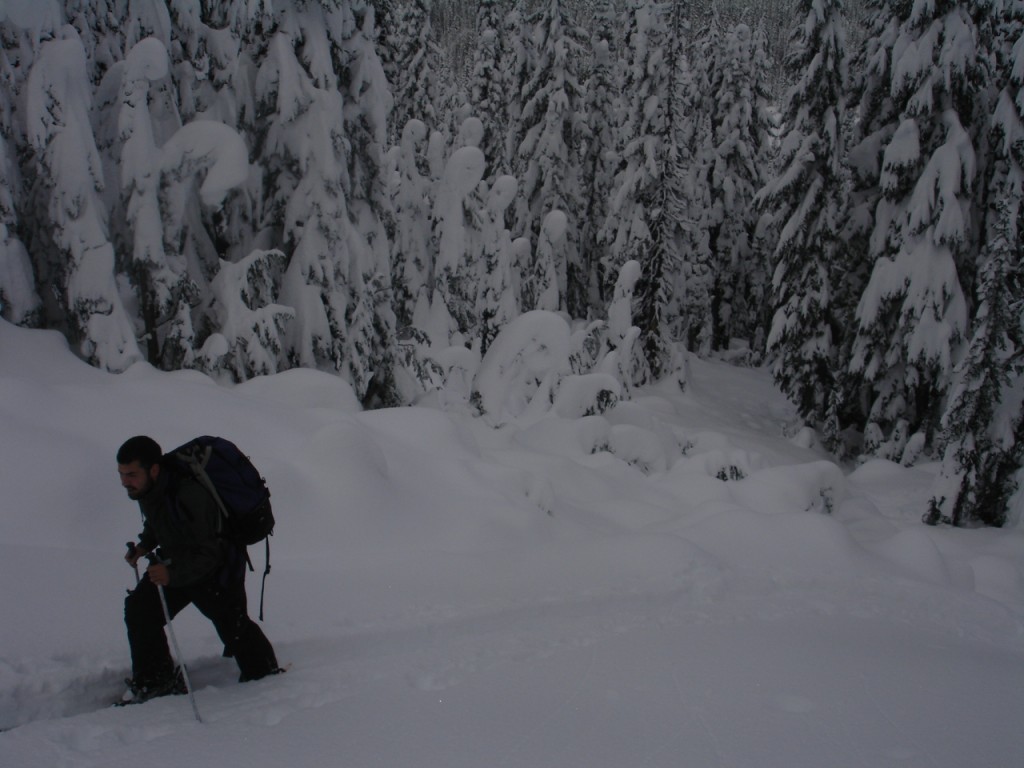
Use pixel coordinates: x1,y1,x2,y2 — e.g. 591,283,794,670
1,319,1023,766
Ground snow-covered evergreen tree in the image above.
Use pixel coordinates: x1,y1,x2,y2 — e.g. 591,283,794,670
432,142,487,335
633,0,691,381
928,0,1024,525
513,0,587,315
26,27,141,371
602,0,662,293
598,259,652,396
577,0,619,316
501,0,532,175
340,2,400,406
467,0,508,178
375,0,400,91
159,118,250,360
116,37,191,366
478,174,519,354
678,12,721,355
847,0,983,449
160,1,236,124
526,210,566,313
757,0,849,429
388,0,442,145
250,5,357,375
701,21,777,353
602,0,687,379
244,2,397,403
388,118,434,328
930,196,1021,527
0,23,39,327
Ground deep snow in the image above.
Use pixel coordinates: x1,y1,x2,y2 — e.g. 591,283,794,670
1,318,1022,767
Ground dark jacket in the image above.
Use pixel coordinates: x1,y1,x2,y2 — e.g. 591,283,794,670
136,467,223,587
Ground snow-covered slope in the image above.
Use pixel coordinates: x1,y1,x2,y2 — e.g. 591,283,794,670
1,319,1022,767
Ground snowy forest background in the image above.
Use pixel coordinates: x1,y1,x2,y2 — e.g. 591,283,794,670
0,0,1022,528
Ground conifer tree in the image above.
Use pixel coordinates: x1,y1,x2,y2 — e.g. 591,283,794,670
26,28,141,371
929,0,1024,525
598,259,652,395
679,13,721,355
340,1,401,405
631,0,691,380
847,0,982,448
478,175,519,354
0,27,39,327
432,141,487,335
160,119,251,366
527,210,566,313
930,196,1021,526
375,0,400,91
757,0,849,426
388,0,442,144
603,0,687,379
389,119,434,328
117,37,191,366
603,0,662,292
501,1,532,175
514,0,587,315
249,4,361,381
578,0,619,315
702,22,776,353
468,0,508,178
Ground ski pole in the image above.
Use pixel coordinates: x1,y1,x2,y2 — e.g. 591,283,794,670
126,542,140,586
147,553,203,724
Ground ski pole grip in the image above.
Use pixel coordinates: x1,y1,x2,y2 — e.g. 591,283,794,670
146,550,170,565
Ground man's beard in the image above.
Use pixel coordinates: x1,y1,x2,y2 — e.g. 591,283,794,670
126,482,151,500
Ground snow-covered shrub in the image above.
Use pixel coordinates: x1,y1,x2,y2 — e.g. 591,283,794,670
472,310,571,423
568,320,605,375
523,210,565,313
729,461,847,517
678,448,760,483
426,345,482,408
577,415,612,455
607,423,668,475
552,373,621,418
597,326,649,399
196,249,294,381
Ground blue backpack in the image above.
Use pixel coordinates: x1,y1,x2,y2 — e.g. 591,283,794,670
165,436,274,618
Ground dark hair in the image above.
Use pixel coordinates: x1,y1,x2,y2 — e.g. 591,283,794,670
117,436,163,468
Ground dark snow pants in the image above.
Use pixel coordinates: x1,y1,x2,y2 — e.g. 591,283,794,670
124,572,278,684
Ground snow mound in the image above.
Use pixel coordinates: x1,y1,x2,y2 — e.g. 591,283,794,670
236,368,361,412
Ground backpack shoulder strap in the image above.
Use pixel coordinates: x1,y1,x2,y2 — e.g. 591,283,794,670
159,456,191,523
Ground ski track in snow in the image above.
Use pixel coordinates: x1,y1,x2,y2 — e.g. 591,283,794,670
5,566,1022,765
3,589,1024,767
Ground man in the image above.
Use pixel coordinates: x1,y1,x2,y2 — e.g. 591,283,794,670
118,435,280,702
